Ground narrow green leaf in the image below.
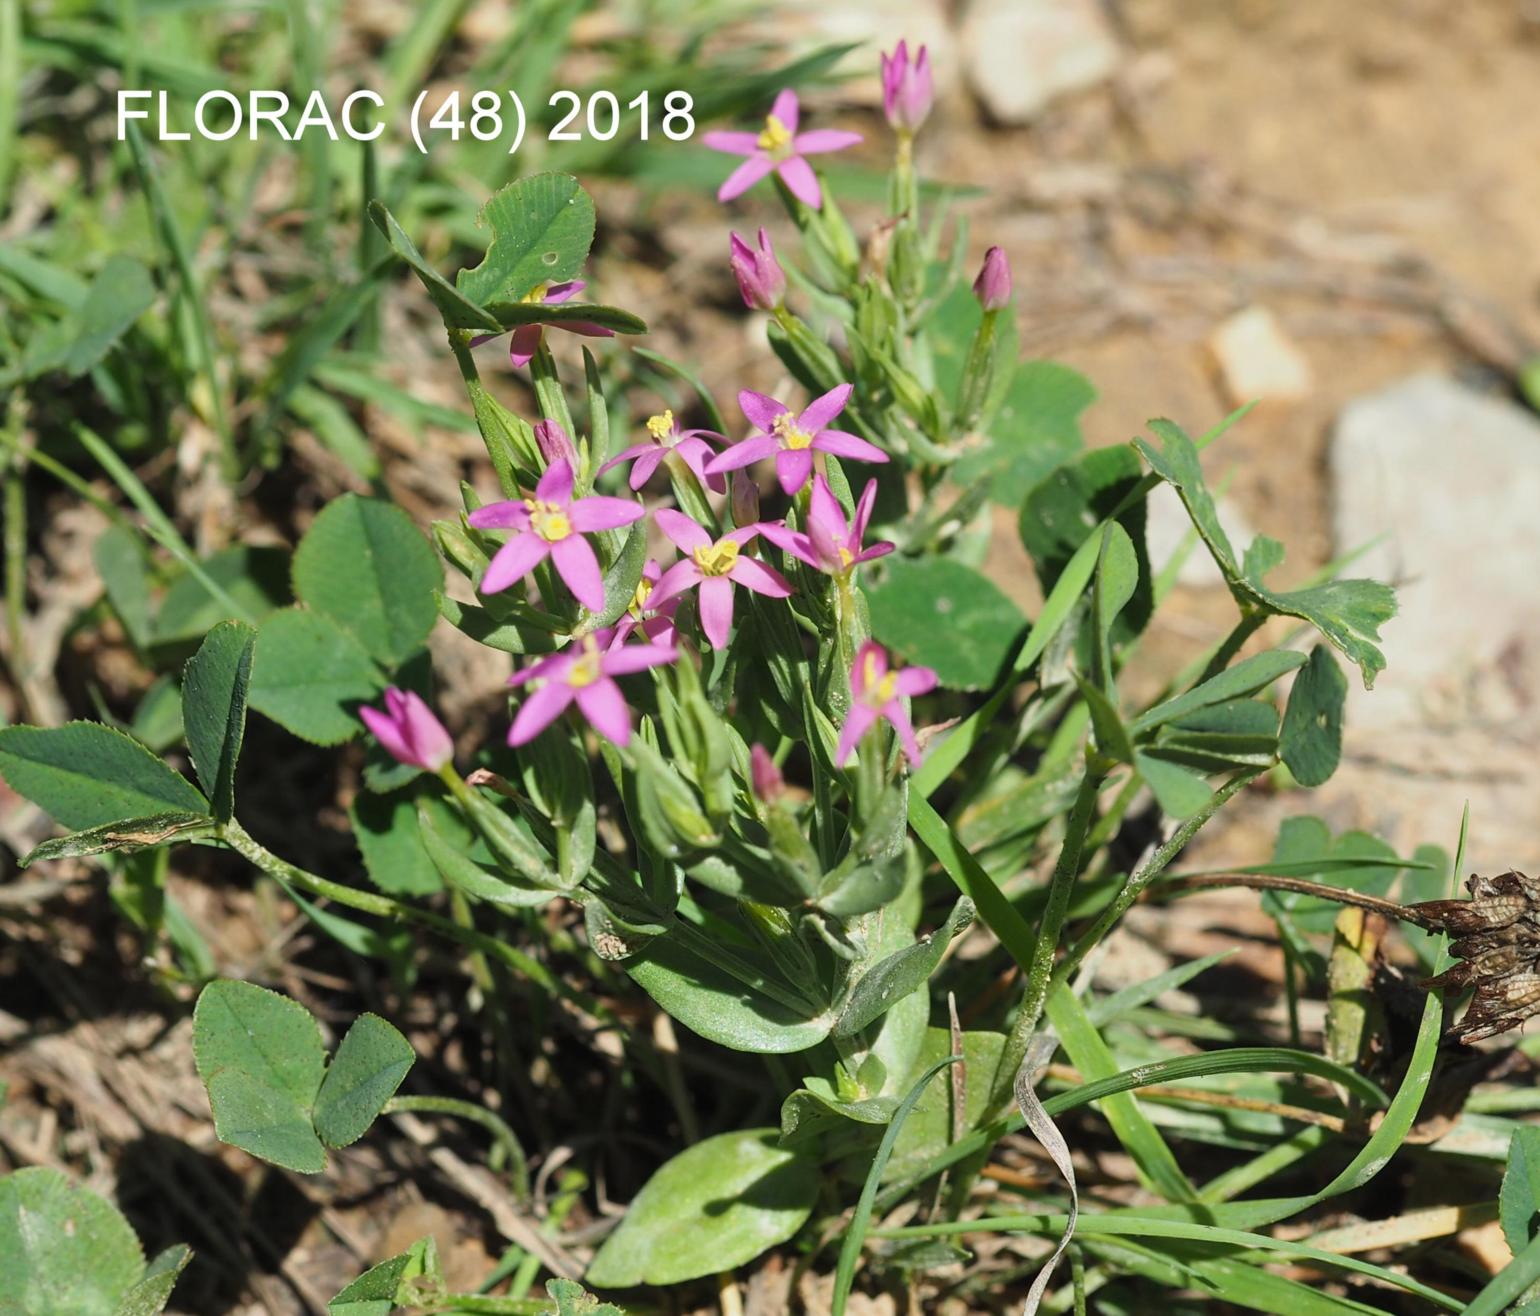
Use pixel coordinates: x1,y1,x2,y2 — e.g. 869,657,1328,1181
368,200,500,330
833,898,975,1038
1132,649,1306,734
21,812,215,865
181,620,256,819
1134,751,1213,820
114,1244,191,1316
0,721,208,830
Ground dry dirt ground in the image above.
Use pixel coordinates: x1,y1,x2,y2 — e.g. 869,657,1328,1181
5,1,1540,1311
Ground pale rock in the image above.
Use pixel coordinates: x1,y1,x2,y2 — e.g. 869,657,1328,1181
1329,373,1540,729
1144,482,1258,589
961,0,1121,124
1208,306,1314,404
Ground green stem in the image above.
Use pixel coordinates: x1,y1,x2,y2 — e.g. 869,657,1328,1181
954,307,1000,432
1194,611,1266,685
1056,769,1264,986
384,1094,529,1201
218,820,604,1018
988,770,1102,1114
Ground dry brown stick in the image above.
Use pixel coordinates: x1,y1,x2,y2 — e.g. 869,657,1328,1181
1155,873,1436,927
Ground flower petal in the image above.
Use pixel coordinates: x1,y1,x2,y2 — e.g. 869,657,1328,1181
793,129,863,155
628,447,665,489
543,280,585,303
883,700,924,767
654,507,712,554
552,320,615,339
507,323,544,367
798,383,853,436
738,389,789,432
705,434,779,476
596,442,655,478
575,677,631,746
649,558,702,608
697,575,736,648
808,472,850,539
775,447,814,494
770,88,800,133
673,436,725,492
836,702,879,767
758,521,818,567
894,665,939,698
701,130,761,156
601,642,679,676
851,641,887,696
467,499,531,531
775,156,822,209
550,533,606,611
481,533,550,594
851,478,879,543
851,541,895,565
536,457,575,504
509,681,575,745
727,554,793,598
569,495,645,533
813,430,889,464
718,154,774,202
359,704,413,765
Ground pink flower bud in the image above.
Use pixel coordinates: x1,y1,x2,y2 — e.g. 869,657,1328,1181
360,687,453,772
731,470,760,528
972,246,1012,312
728,228,785,311
750,743,785,803
880,40,933,134
533,418,576,466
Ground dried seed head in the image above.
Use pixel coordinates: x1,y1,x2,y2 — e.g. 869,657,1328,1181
1413,871,1540,1043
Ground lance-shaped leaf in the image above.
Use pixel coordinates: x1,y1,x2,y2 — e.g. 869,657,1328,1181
0,721,208,831
21,812,217,865
368,201,500,331
1132,648,1305,735
181,620,257,819
833,898,975,1038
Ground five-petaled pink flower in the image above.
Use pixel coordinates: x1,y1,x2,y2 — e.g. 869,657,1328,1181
474,280,614,369
609,559,680,649
468,457,643,612
837,642,938,768
761,474,893,577
650,509,793,649
360,687,453,772
880,40,934,134
598,409,724,494
703,89,862,210
508,628,677,748
707,383,887,496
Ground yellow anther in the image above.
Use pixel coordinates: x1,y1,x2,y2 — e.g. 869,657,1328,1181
872,672,899,704
757,114,793,157
525,498,572,543
566,637,603,688
646,410,675,442
692,538,741,577
629,575,654,617
521,282,551,304
771,412,814,451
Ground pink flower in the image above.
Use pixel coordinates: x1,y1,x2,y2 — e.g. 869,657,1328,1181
360,687,453,771
610,559,679,649
702,89,862,210
467,457,644,612
973,247,1012,312
473,280,614,369
533,418,575,465
880,40,933,134
728,228,785,310
508,628,677,748
650,509,794,649
598,409,724,494
760,474,893,576
750,743,785,803
706,383,887,496
837,642,938,768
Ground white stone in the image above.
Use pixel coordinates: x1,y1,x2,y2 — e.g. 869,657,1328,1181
961,0,1121,124
1208,306,1314,404
1329,373,1540,728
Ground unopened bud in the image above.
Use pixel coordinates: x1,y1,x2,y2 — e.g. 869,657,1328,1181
731,470,760,527
972,245,1012,312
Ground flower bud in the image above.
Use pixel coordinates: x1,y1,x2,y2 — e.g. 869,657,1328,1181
731,470,760,527
728,228,785,311
532,418,575,466
880,40,933,134
750,743,785,804
972,245,1012,312
360,687,453,772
